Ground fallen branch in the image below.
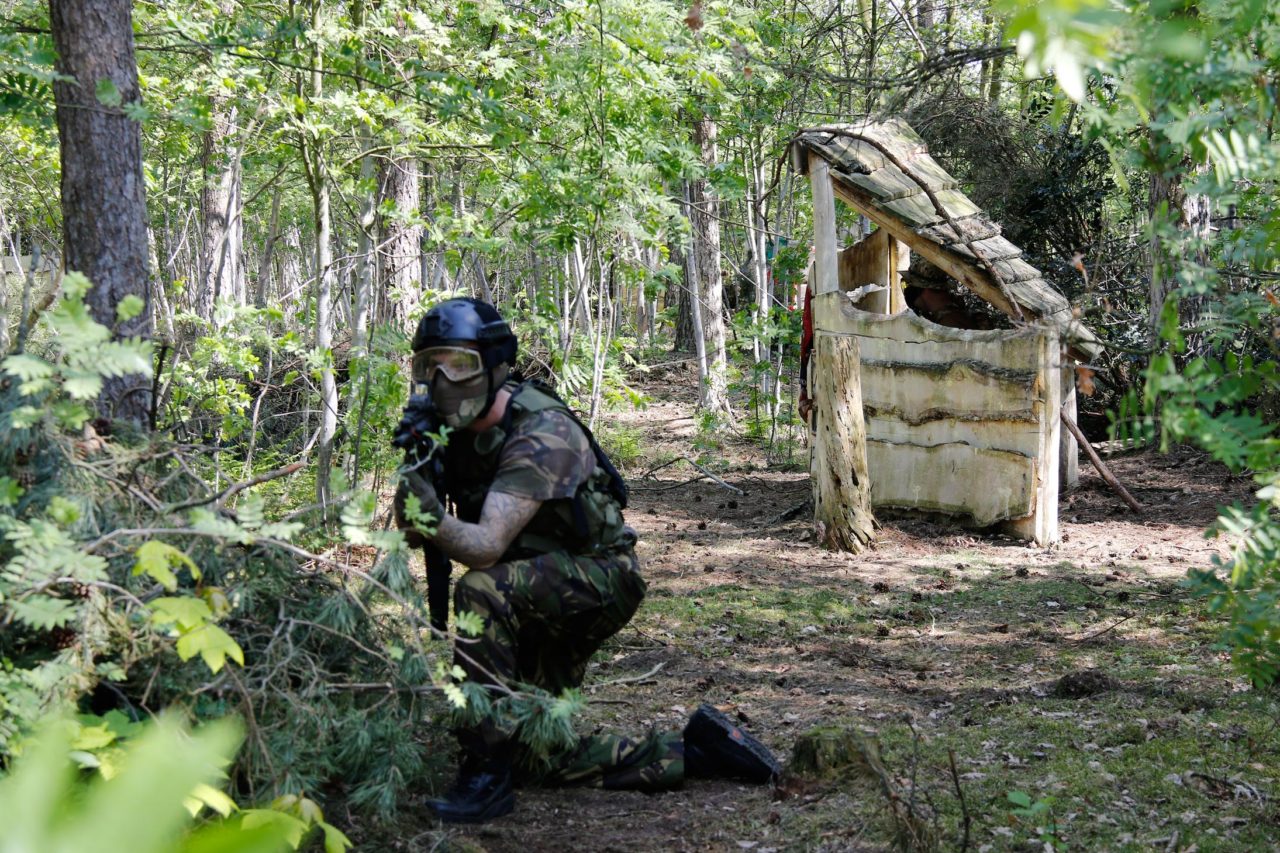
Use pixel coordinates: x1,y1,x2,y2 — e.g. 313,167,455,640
1061,404,1143,513
636,455,745,495
629,475,710,493
592,662,665,690
162,461,306,514
766,498,812,525
1069,613,1137,643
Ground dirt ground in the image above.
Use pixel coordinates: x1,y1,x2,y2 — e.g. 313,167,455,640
392,368,1278,852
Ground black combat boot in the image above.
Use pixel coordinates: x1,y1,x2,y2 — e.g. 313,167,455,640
426,750,516,824
683,703,782,784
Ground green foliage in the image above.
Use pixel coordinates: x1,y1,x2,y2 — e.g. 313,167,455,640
1187,480,1280,687
1006,790,1062,850
0,714,357,853
2,272,152,430
595,422,644,468
1007,0,1280,684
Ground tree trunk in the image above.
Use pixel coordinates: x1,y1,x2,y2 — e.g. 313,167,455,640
379,154,422,329
256,188,282,308
1149,163,1210,352
279,223,303,325
916,0,934,30
682,182,710,394
690,114,730,417
198,103,239,323
811,333,876,552
303,1,338,509
671,236,696,351
748,148,772,418
49,0,152,427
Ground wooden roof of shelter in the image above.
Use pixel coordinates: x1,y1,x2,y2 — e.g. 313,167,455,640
791,119,1100,358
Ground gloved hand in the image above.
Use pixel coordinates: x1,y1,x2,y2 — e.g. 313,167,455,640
394,469,442,548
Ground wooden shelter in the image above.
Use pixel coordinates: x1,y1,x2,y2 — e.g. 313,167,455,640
791,119,1101,546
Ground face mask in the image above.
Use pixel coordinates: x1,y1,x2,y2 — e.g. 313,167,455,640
432,364,509,428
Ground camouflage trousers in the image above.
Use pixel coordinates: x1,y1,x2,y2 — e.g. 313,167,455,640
452,543,684,792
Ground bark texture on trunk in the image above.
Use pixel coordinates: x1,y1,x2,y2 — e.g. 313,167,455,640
49,0,152,426
690,115,729,415
811,332,876,553
1149,164,1211,350
198,103,240,322
379,154,422,328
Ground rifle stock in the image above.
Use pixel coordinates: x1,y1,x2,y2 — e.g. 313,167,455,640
424,544,452,633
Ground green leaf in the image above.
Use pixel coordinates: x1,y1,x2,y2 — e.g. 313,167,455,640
240,810,308,849
175,623,245,674
454,610,485,637
442,683,467,709
116,294,145,323
70,722,117,751
62,271,92,300
321,820,353,853
2,353,54,383
63,373,104,400
9,596,77,630
134,541,201,591
0,476,24,507
184,782,238,818
149,596,213,630
48,496,80,525
11,405,43,428
94,78,121,108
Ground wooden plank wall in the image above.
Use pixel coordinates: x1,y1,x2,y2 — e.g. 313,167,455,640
813,290,1061,544
837,229,907,314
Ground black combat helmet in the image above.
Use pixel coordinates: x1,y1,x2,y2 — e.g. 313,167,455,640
413,298,517,369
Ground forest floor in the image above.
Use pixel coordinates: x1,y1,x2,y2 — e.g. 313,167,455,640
395,363,1279,853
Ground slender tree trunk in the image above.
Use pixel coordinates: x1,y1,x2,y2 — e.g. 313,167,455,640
49,0,152,426
279,223,303,324
748,147,772,418
1149,163,1211,356
147,228,175,342
380,154,422,328
690,114,730,417
671,236,696,351
682,182,709,393
916,0,934,30
351,142,376,357
256,188,282,308
303,1,338,509
198,103,238,323
987,21,1007,104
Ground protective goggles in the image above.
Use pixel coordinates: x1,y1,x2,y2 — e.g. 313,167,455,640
411,346,485,384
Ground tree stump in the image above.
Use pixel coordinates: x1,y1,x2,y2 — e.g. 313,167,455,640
811,332,876,552
786,726,881,781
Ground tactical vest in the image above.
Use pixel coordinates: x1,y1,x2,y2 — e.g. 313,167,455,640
441,381,629,560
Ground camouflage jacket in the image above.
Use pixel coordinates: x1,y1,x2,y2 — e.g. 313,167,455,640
441,381,627,559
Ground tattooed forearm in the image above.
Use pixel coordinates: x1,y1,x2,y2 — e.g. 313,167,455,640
432,491,542,569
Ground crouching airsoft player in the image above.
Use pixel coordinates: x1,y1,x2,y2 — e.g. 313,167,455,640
394,298,781,823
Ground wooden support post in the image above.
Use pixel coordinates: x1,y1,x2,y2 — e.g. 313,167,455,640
809,153,839,296
811,332,876,552
1060,363,1079,490
1005,330,1060,545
